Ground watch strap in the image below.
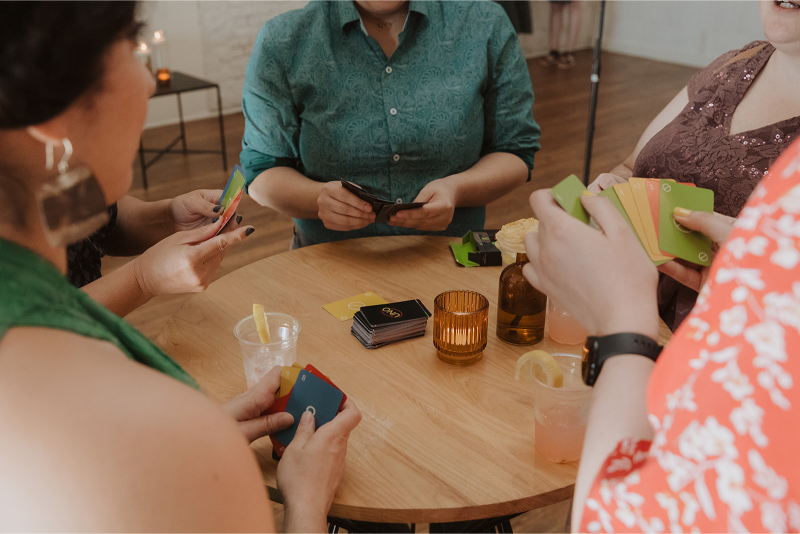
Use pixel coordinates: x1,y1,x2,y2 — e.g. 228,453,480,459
583,333,662,386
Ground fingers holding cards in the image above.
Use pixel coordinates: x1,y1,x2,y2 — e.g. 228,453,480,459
551,175,715,267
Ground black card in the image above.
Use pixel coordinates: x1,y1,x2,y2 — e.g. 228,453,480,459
340,180,425,223
359,299,431,327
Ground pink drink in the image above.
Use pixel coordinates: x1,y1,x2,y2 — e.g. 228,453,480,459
534,406,587,463
532,355,592,463
548,299,589,345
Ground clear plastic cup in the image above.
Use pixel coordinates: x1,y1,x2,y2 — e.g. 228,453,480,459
547,299,589,345
234,313,301,388
532,353,593,463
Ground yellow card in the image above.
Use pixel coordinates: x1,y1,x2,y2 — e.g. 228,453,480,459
279,365,302,398
629,178,672,261
613,183,666,263
323,292,388,321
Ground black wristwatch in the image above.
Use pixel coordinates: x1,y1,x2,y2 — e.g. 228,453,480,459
582,333,662,386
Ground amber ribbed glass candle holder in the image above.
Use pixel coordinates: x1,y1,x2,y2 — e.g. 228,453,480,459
433,290,489,366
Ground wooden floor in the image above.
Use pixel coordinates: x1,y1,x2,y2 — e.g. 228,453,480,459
107,49,696,532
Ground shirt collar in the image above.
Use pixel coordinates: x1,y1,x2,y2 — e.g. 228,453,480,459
337,1,439,35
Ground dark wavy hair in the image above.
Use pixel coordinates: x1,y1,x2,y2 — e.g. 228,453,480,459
0,2,140,129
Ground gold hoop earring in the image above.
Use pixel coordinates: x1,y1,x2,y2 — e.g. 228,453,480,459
26,130,109,247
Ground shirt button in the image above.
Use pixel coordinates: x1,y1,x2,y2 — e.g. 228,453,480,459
390,108,397,115
396,198,403,203
393,154,400,162
385,66,393,74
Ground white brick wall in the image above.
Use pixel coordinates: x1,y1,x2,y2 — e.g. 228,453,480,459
197,1,306,112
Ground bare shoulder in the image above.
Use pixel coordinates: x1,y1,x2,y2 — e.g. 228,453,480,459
0,327,275,532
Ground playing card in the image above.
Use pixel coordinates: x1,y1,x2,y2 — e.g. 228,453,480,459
279,364,302,398
658,181,714,266
323,292,388,321
305,364,347,410
630,178,673,261
551,174,590,224
273,370,344,448
340,180,424,223
215,165,245,236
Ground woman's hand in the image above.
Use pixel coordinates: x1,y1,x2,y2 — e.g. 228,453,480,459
278,400,362,533
587,173,627,194
169,189,225,232
657,208,735,292
132,217,252,299
523,189,660,339
223,366,295,443
317,182,376,231
389,179,457,231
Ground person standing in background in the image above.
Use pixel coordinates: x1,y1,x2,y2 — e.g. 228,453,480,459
538,1,582,69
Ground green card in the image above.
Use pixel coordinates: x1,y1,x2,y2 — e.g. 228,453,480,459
551,174,590,224
658,181,714,266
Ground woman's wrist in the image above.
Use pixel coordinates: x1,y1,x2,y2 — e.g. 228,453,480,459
282,500,328,533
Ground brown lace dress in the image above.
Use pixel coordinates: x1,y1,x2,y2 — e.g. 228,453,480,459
633,41,800,330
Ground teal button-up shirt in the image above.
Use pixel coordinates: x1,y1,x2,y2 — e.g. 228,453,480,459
241,0,540,244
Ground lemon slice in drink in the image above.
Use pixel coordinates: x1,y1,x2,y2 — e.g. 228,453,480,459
515,350,563,388
253,303,271,343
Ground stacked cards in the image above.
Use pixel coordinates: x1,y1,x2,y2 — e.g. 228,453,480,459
266,362,347,458
552,174,714,266
341,179,425,223
352,299,431,349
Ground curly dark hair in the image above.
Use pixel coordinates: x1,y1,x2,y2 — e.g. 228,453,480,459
0,2,140,129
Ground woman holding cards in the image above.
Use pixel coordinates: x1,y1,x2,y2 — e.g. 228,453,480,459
0,3,359,531
525,137,800,533
587,2,800,329
68,190,248,318
240,0,540,248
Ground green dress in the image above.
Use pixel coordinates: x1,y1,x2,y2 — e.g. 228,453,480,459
0,238,199,389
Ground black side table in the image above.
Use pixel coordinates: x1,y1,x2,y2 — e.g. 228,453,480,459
138,71,228,189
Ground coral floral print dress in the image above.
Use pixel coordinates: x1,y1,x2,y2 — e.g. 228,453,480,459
580,139,800,533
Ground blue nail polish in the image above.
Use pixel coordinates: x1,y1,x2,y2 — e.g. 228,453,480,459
213,205,221,213
212,218,218,223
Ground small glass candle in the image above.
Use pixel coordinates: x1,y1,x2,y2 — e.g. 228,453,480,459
134,42,152,73
433,290,489,366
151,30,170,85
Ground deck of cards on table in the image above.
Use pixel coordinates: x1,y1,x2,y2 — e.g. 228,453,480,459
551,174,714,266
351,299,432,349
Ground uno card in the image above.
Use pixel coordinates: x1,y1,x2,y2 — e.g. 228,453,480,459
607,184,670,266
279,364,303,398
658,181,714,266
305,364,347,410
323,292,389,321
645,179,662,239
551,174,590,224
630,178,673,261
215,165,245,236
273,370,344,448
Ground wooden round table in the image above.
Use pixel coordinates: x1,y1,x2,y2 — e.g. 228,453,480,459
156,236,672,524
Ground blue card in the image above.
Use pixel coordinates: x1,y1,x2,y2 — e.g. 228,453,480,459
273,369,344,447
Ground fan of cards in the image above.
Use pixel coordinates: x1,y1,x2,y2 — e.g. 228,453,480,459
265,362,347,459
551,174,714,266
352,299,431,349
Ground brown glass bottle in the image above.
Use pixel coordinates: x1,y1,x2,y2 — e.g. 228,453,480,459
496,253,547,345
